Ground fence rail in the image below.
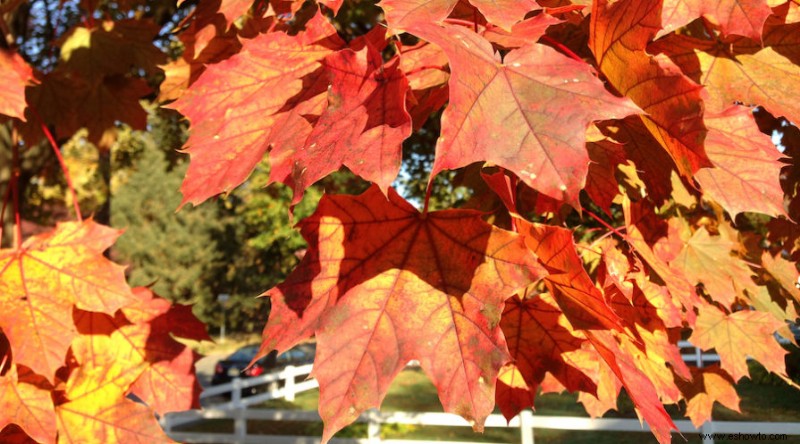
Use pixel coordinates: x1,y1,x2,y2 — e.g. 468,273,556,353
163,408,800,444
161,341,799,444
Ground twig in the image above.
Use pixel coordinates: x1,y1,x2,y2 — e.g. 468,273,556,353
540,35,585,64
32,109,83,221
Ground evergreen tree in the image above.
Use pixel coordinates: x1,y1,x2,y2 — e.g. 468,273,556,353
111,135,225,323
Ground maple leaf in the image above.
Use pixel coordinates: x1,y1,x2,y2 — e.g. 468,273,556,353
775,0,800,23
762,252,800,304
676,365,741,428
0,364,56,444
268,0,343,16
497,292,596,419
483,14,564,50
0,220,134,381
694,106,786,217
585,128,626,212
160,0,247,103
50,287,204,442
660,0,772,40
604,286,690,380
600,118,681,206
0,424,38,443
217,0,255,26
570,344,622,418
381,0,539,31
58,20,166,81
495,363,534,419
13,18,168,147
408,23,640,205
268,42,412,203
585,330,678,444
689,304,788,381
398,41,450,129
259,185,546,441
173,12,345,206
650,19,800,123
480,168,526,218
21,67,153,148
597,251,691,400
72,287,207,414
745,286,797,344
593,236,686,330
0,49,34,121
55,347,173,444
623,198,701,312
516,220,621,331
182,0,243,65
672,227,755,307
616,330,683,403
590,0,712,177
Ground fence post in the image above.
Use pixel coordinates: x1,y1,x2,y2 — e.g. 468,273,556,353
696,347,703,368
700,421,714,444
520,409,534,444
160,413,171,433
232,376,243,407
285,365,296,401
234,407,247,442
367,410,381,444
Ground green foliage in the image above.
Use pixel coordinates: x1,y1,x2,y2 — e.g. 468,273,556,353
111,135,225,317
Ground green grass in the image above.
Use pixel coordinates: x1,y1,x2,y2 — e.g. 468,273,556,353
178,362,800,443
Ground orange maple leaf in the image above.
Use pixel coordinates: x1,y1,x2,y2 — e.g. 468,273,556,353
0,220,135,381
676,365,741,428
0,49,34,121
0,364,56,443
408,22,640,206
689,304,788,381
590,0,711,177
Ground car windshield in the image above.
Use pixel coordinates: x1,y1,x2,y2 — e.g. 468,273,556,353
227,345,259,361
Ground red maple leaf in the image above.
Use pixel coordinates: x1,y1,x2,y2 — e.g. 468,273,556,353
497,292,596,419
258,185,546,441
173,12,345,206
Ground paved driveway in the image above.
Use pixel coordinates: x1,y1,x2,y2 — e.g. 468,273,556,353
194,353,227,387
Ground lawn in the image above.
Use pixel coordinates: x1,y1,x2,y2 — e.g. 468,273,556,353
177,361,800,443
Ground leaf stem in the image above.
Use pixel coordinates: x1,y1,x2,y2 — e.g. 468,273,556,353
84,0,96,29
393,35,404,56
422,181,433,215
585,209,628,242
35,110,83,221
700,18,717,40
11,142,21,250
0,177,10,245
443,18,490,30
403,65,446,77
588,226,625,249
506,171,518,231
540,35,585,64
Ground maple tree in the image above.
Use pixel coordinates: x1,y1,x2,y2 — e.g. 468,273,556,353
2,0,800,443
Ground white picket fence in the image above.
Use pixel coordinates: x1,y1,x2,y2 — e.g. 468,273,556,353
159,341,800,444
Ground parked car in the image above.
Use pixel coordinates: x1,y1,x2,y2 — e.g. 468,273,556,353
276,343,316,368
211,343,316,388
